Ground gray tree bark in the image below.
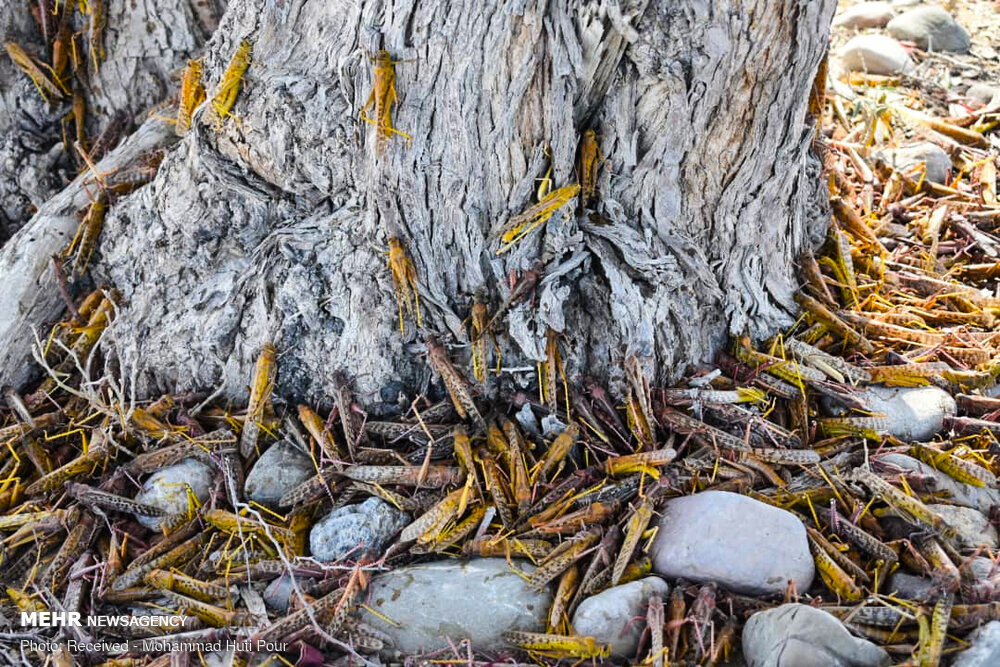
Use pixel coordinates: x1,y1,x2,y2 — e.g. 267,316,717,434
1,0,836,408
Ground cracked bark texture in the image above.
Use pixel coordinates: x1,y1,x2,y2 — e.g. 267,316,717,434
0,0,223,243
11,0,835,406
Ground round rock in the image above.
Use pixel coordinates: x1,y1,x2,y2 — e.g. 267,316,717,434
953,621,1000,667
876,453,1000,512
887,571,934,602
571,577,669,659
965,557,1000,600
878,143,952,184
650,491,813,595
833,2,895,29
969,557,1000,581
887,6,970,53
839,35,914,75
968,84,1000,107
263,574,309,613
826,384,955,441
928,504,998,550
743,603,890,667
309,497,409,562
244,440,315,506
133,458,213,530
356,558,551,653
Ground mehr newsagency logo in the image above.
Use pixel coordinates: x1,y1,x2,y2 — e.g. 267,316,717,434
21,611,185,628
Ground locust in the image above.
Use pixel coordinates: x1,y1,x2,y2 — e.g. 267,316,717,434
24,442,107,496
820,506,897,566
495,184,580,254
341,465,462,487
425,504,487,553
534,422,580,482
909,442,996,488
540,328,569,416
808,530,864,601
526,528,600,591
5,42,64,101
112,535,203,592
526,500,619,535
252,585,348,644
161,589,248,627
400,486,465,543
204,509,296,547
849,467,957,540
333,372,363,458
796,293,875,354
359,49,411,155
504,419,532,514
65,482,165,517
426,336,486,431
647,594,666,667
606,448,677,477
685,583,718,661
916,592,953,667
145,569,228,603
51,8,71,89
89,0,107,72
613,494,655,586
469,293,496,382
658,406,752,453
463,535,554,560
481,451,516,529
210,39,252,129
176,58,206,135
749,447,820,466
547,564,578,634
503,630,611,659
625,355,657,448
239,342,277,459
915,536,960,594
126,429,235,474
44,514,96,587
665,584,687,659
387,236,423,334
576,129,602,207
297,403,343,465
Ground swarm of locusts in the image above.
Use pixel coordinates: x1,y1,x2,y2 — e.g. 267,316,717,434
11,140,1000,667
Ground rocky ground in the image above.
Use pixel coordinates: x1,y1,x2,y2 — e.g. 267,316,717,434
4,1,1000,666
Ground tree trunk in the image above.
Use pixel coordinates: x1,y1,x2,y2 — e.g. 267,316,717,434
0,0,836,408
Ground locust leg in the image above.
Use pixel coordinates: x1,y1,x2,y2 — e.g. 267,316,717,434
359,89,377,126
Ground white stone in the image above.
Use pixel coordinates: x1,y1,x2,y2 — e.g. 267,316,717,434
879,143,953,184
650,491,813,595
876,453,1000,512
571,577,669,658
834,3,895,29
743,604,890,667
133,458,213,530
968,84,1000,107
839,35,914,75
953,621,1000,667
356,558,551,653
887,6,970,53
309,497,409,562
928,504,998,550
244,440,315,506
826,384,955,441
